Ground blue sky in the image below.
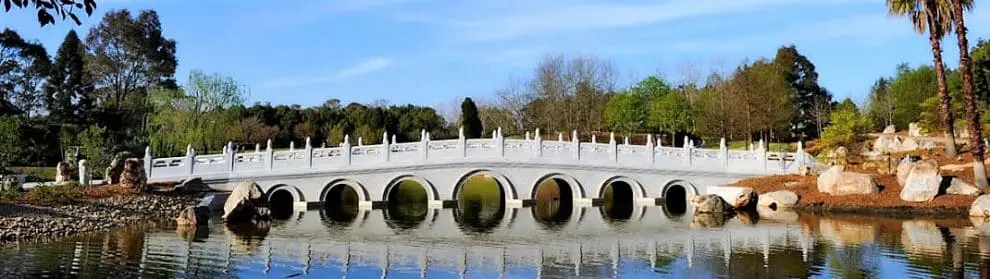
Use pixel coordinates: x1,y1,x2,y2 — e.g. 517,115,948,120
4,0,990,109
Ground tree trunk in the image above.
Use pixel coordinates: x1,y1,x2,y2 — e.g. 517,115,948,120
930,31,959,158
952,0,989,187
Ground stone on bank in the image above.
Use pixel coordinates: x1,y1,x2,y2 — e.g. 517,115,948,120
222,180,270,223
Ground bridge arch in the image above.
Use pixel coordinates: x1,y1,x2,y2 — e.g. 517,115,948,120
266,184,304,220
530,173,586,200
598,176,647,199
382,175,439,203
320,178,371,203
452,169,518,202
661,180,698,217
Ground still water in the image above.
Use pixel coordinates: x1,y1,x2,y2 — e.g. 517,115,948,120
2,203,990,278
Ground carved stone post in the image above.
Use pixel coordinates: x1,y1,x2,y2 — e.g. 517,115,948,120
609,132,617,162
266,139,274,170
143,146,152,178
227,141,235,172
646,134,655,166
458,126,467,158
683,136,691,166
185,144,195,175
535,128,543,158
344,135,352,165
305,137,313,168
255,143,261,153
758,139,767,170
382,131,390,162
497,127,505,157
420,129,429,161
572,130,580,161
720,138,728,169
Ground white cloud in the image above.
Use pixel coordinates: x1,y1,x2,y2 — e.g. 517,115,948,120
262,57,393,88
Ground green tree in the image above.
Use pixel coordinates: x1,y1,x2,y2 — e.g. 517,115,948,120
835,98,858,112
728,58,794,144
44,30,93,125
888,0,959,156
774,45,830,139
603,91,643,134
820,106,872,149
889,64,938,128
973,39,990,102
460,97,483,138
78,124,111,175
866,77,895,130
1,28,50,116
147,71,245,156
647,92,693,138
1,0,97,26
0,117,22,173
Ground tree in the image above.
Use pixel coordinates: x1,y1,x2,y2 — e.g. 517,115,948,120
835,98,858,112
0,117,22,173
44,30,93,125
820,106,872,149
973,39,990,103
808,93,832,137
947,0,986,187
86,9,177,109
647,92,693,139
460,97,483,138
888,0,959,157
866,78,895,130
727,58,794,144
693,72,735,140
77,124,111,175
1,28,50,117
147,71,246,156
603,91,643,134
774,45,830,139
2,0,97,26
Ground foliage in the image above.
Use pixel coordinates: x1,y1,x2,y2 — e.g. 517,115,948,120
77,125,111,174
2,0,97,26
24,183,79,205
0,116,22,173
460,98,483,138
1,28,50,117
834,98,858,112
148,71,246,156
44,30,93,125
974,39,990,103
819,107,871,149
647,92,693,134
603,91,643,133
889,64,938,128
865,77,894,130
774,45,829,138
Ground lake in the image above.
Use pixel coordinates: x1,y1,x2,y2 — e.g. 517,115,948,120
2,198,989,278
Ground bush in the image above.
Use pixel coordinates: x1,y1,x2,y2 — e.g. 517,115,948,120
78,125,112,177
24,183,80,205
819,108,871,150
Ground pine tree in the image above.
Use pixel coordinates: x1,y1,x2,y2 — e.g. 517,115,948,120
44,30,93,124
460,98,483,138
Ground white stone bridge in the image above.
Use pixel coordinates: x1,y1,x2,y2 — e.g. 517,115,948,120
143,128,812,210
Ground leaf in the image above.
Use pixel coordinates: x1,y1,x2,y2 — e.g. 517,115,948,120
3,0,10,12
84,0,93,15
69,12,80,25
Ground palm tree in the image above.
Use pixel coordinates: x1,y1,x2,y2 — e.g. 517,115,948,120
888,0,959,157
947,0,987,187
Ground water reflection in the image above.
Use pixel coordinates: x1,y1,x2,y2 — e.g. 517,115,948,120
8,205,990,278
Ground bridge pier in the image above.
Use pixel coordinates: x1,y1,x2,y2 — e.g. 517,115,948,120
506,199,524,208
359,201,374,210
575,198,594,206
428,200,444,209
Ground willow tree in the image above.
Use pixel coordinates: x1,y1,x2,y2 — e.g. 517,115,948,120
946,0,986,187
888,0,959,157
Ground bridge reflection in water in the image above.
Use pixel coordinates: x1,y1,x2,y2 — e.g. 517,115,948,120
6,204,990,278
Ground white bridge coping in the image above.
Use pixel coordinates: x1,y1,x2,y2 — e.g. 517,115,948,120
141,128,812,185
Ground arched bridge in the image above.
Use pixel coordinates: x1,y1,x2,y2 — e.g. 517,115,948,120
143,129,813,209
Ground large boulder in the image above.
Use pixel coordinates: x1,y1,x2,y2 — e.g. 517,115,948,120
909,122,926,137
706,186,755,209
120,158,147,192
55,162,73,183
831,173,879,195
970,195,990,217
222,180,270,223
945,177,982,196
176,206,210,226
899,137,920,152
900,159,940,202
817,165,844,193
691,194,730,214
104,151,133,184
757,190,799,209
883,125,896,134
896,156,916,186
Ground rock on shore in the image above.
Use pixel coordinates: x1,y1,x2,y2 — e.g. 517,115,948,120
1,194,199,244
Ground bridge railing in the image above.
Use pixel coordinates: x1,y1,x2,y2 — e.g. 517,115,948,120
144,127,812,182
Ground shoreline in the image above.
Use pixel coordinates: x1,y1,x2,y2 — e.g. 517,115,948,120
0,186,200,246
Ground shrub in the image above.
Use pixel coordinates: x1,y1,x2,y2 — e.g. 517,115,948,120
819,108,871,150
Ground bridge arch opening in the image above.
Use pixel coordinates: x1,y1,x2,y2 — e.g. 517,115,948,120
662,181,694,218
453,171,510,233
384,177,431,229
531,174,581,227
267,186,297,220
320,180,366,223
600,180,634,220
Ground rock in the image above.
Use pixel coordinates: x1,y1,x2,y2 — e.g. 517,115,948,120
899,137,920,152
175,177,211,193
690,194,730,214
970,195,990,217
223,180,266,223
176,206,210,226
945,177,982,196
817,165,844,193
690,213,727,229
199,193,230,212
758,190,799,209
901,220,946,255
706,186,754,209
756,206,799,222
104,151,133,184
901,159,941,202
883,125,896,134
55,162,73,183
829,172,879,196
873,135,902,153
909,122,926,137
896,156,916,186
120,158,147,192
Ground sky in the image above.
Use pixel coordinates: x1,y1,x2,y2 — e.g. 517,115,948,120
3,0,990,109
